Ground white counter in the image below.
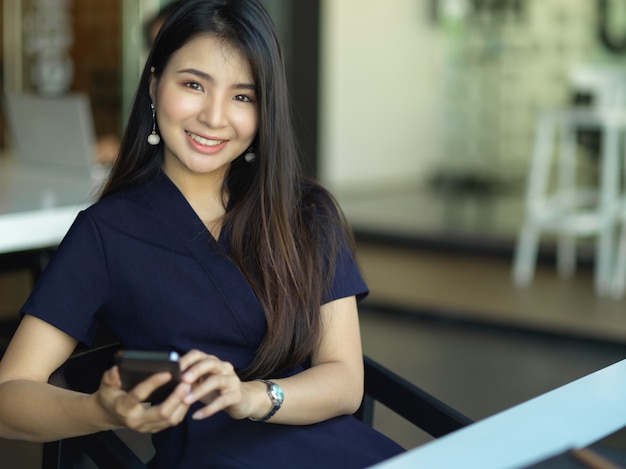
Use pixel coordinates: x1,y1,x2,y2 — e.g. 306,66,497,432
374,358,626,469
0,158,101,254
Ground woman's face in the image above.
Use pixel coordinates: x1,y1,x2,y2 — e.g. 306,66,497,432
151,34,258,186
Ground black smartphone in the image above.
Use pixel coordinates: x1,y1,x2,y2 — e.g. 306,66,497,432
115,350,182,404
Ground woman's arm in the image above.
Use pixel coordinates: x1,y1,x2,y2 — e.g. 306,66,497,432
0,314,110,441
180,295,365,424
0,315,191,442
265,294,364,423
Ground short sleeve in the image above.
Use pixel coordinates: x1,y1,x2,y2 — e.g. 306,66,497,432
321,236,369,305
21,210,108,345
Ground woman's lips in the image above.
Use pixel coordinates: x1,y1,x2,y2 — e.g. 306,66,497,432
186,131,227,153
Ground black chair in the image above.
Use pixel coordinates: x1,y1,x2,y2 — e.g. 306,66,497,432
43,343,472,469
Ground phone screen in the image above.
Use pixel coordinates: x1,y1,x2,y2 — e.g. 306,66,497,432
116,350,182,403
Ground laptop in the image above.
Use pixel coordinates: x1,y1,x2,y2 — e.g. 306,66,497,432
3,92,97,178
1,92,102,214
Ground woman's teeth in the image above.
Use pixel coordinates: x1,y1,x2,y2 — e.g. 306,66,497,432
188,132,223,146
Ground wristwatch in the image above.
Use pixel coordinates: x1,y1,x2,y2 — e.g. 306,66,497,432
249,379,284,422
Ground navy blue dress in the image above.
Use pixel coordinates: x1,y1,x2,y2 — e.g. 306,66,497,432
22,172,404,468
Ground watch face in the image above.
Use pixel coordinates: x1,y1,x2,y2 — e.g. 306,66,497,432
269,383,284,403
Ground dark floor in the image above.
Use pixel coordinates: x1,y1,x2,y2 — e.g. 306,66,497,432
1,185,626,467
359,307,626,451
345,184,626,453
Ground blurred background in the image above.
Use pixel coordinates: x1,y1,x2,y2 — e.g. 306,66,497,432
2,0,626,466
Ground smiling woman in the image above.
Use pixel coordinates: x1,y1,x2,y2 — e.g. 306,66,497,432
0,1,405,468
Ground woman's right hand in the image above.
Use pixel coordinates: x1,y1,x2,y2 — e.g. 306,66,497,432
95,366,192,433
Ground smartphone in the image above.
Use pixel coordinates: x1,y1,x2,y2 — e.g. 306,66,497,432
115,350,182,404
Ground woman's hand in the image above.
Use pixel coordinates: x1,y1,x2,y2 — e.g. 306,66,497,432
177,350,252,421
94,365,192,433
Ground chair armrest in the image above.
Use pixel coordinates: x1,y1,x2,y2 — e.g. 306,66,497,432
77,431,148,469
357,355,473,437
42,431,148,469
45,343,148,469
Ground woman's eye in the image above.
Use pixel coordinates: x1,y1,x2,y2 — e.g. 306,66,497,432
185,82,203,91
234,94,253,103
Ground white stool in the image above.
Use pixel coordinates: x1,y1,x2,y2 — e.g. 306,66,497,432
612,222,626,297
512,108,626,296
569,64,626,109
610,161,626,298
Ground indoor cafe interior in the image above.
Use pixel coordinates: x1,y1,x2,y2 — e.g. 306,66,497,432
1,0,626,467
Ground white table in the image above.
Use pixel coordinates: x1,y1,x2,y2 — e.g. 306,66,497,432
374,358,626,469
0,158,100,255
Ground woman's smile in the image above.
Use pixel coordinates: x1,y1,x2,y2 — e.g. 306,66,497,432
185,131,228,154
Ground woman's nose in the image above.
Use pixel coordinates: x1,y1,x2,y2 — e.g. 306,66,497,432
198,97,227,128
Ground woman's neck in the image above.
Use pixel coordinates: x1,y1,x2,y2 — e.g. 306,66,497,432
163,164,228,238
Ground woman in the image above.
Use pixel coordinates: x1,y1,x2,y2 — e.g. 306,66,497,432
0,1,405,467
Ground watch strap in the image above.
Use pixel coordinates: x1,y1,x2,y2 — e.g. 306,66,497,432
248,379,284,422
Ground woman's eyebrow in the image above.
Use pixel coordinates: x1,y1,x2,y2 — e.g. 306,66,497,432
177,68,255,90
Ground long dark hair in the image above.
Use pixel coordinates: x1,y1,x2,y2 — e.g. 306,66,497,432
100,0,354,380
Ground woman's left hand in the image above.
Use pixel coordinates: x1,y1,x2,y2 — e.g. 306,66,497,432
178,350,251,420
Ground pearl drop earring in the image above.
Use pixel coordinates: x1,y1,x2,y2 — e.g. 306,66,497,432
244,147,256,163
147,103,161,145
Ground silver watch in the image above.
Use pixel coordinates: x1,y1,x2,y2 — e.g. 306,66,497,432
249,379,284,422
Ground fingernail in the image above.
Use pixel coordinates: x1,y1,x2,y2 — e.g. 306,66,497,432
192,410,203,420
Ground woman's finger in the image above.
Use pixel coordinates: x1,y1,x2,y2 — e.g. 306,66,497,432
101,366,122,389
121,382,191,433
177,349,218,374
125,371,174,404
182,357,235,386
